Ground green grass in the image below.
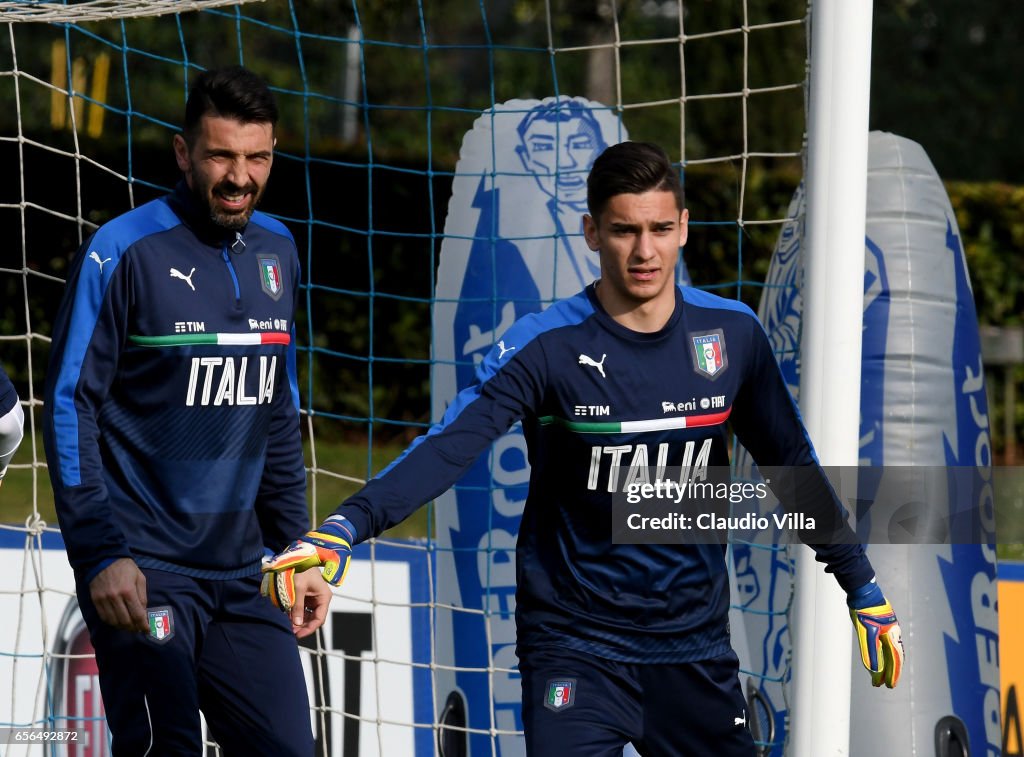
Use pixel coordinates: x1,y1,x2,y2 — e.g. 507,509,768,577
301,435,430,540
0,424,53,528
0,430,429,540
1000,543,1024,562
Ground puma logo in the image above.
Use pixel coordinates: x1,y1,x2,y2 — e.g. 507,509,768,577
497,340,516,360
169,267,196,292
89,251,111,272
578,353,607,378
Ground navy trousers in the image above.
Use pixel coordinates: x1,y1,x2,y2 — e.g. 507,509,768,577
77,569,313,757
519,645,756,757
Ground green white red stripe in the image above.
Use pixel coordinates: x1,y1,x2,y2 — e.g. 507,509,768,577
539,409,731,434
129,332,290,347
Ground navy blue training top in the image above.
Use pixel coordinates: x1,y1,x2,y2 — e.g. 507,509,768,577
44,182,308,581
336,284,873,663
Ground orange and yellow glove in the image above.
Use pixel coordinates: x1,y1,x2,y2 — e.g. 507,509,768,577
847,579,905,688
261,516,354,612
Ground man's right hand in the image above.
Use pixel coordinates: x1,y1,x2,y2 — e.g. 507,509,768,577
89,557,149,633
261,516,354,612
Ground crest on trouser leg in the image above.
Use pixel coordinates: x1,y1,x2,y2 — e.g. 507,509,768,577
147,606,174,644
544,679,576,712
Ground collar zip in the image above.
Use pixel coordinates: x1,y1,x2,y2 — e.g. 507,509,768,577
230,232,246,254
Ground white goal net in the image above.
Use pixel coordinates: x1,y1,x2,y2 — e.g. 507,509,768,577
0,1,810,754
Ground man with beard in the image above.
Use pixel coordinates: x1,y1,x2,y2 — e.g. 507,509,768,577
43,66,323,756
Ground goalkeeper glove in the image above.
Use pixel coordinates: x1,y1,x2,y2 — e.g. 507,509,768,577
847,579,905,689
261,516,355,612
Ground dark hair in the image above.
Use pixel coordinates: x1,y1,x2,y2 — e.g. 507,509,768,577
586,141,684,219
183,65,278,142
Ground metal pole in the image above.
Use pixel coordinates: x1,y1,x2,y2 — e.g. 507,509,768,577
790,1,873,755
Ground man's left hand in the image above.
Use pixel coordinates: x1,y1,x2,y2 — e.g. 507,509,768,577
848,580,905,688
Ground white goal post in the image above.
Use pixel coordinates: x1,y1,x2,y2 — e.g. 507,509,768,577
790,1,874,756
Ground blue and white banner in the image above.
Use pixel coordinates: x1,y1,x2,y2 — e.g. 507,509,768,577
0,532,433,756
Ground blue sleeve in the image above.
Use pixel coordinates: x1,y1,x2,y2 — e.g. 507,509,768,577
0,366,16,415
43,236,134,576
253,265,309,551
335,338,547,542
730,316,874,593
0,366,24,478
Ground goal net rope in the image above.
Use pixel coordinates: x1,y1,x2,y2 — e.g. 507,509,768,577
0,1,808,754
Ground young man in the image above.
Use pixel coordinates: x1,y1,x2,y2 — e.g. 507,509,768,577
0,365,24,488
263,141,904,755
44,66,325,756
